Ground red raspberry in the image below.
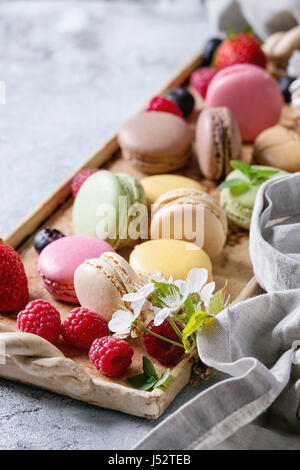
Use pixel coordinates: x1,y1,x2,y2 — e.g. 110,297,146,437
142,319,184,366
17,299,61,344
190,67,219,99
71,169,99,198
0,241,29,312
61,308,109,349
146,96,183,118
89,336,133,377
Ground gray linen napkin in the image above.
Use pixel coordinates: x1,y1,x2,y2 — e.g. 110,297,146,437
135,173,300,450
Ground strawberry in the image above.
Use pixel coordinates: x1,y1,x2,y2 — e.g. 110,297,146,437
0,240,29,312
216,33,266,69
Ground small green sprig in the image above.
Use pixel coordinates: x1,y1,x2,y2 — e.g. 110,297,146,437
127,356,171,392
218,161,279,195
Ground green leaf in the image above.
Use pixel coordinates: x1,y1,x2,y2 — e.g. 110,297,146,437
252,169,279,180
209,280,228,316
143,355,158,380
155,368,170,389
127,373,156,391
245,24,254,36
230,181,251,195
230,160,252,176
127,357,171,392
184,297,196,323
183,311,213,337
218,178,247,190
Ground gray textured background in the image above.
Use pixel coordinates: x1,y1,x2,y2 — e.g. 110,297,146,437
0,0,215,450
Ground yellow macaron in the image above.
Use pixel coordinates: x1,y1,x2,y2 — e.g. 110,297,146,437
129,239,212,281
141,174,204,207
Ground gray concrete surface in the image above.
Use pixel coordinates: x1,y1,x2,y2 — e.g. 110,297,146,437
0,0,216,450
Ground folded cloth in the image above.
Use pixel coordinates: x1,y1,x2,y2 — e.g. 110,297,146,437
207,0,300,39
135,173,300,450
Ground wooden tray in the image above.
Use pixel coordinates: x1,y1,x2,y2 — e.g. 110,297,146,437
1,50,290,419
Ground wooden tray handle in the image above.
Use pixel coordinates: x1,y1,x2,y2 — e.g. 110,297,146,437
0,326,94,399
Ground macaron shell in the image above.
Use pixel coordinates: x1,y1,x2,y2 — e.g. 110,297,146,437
74,259,122,322
118,112,192,174
150,188,227,258
38,236,114,303
196,107,242,180
141,174,204,207
206,64,283,142
130,239,212,281
100,252,140,293
254,126,300,172
73,171,123,241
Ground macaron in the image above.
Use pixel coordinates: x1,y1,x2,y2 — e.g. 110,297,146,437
195,107,242,180
206,64,283,142
74,252,140,322
263,26,300,67
254,125,300,172
129,239,212,281
141,174,204,207
38,236,114,303
72,170,147,249
117,111,192,174
220,165,287,229
150,188,227,258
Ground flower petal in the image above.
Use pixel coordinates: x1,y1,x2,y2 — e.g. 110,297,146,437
108,309,133,334
186,268,208,294
154,307,171,326
201,282,216,307
122,292,141,302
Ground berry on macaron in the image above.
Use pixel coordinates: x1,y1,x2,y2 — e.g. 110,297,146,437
62,307,109,349
0,240,29,312
146,96,183,118
17,299,61,344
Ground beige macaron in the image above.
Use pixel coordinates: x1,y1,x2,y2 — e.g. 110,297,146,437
118,111,192,174
150,188,227,258
263,26,300,66
254,125,300,172
74,252,139,322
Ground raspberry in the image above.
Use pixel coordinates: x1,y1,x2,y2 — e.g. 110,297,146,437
17,299,61,344
190,67,219,99
71,169,99,198
89,336,133,377
146,96,183,118
0,241,29,312
62,308,109,349
142,319,184,366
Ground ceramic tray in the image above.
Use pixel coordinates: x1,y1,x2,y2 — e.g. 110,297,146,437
2,51,294,419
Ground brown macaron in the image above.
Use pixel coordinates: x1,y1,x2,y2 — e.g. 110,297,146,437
254,125,300,172
118,111,192,174
195,107,242,181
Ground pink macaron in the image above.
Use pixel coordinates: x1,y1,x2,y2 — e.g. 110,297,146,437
206,64,283,142
38,236,114,303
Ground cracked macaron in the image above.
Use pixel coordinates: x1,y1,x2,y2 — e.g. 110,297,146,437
118,111,192,174
74,252,140,322
195,107,242,181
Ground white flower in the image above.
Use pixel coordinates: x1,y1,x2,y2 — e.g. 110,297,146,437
108,308,139,338
181,268,215,311
154,283,188,326
288,51,300,78
122,283,155,316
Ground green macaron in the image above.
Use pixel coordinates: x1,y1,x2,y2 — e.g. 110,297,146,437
220,164,287,229
72,170,147,248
